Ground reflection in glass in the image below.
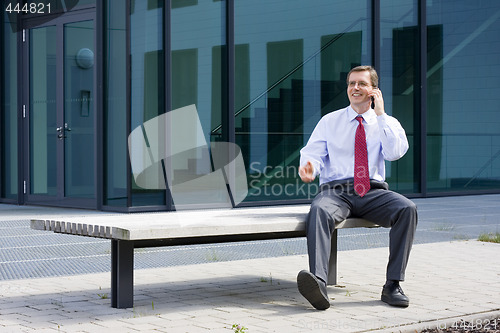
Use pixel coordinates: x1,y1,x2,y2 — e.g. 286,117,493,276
130,0,165,206
64,20,95,198
380,0,419,194
1,11,18,199
171,0,226,208
426,1,500,191
104,0,127,206
234,0,370,202
30,26,57,196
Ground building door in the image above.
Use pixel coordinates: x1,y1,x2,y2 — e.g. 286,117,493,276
23,12,96,208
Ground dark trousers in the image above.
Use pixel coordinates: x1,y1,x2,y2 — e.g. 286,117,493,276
306,180,417,283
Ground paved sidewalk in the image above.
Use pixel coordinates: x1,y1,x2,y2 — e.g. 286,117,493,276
0,194,499,332
0,240,499,332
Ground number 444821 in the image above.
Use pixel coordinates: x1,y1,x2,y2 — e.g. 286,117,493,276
5,2,52,14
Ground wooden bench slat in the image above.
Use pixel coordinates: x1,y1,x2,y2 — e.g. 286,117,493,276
30,206,379,241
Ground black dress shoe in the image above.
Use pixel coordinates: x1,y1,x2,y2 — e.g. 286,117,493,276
381,281,409,307
297,270,330,310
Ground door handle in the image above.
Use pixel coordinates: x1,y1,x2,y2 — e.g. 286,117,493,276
56,126,64,139
56,123,71,140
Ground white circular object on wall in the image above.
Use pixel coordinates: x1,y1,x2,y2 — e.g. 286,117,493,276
76,48,94,69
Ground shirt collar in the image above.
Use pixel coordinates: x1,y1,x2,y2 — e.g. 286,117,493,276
347,105,376,123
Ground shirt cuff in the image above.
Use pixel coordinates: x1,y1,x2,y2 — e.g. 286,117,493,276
376,112,388,123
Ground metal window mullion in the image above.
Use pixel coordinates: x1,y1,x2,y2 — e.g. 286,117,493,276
164,0,172,210
226,0,235,144
19,17,26,204
95,0,104,210
372,0,380,72
0,11,4,200
126,0,132,208
419,0,428,196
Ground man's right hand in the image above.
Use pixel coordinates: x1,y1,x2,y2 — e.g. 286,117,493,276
299,161,315,183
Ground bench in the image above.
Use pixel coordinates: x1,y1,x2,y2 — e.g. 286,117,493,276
30,205,379,308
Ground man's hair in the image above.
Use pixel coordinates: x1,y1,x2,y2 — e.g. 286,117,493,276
346,65,378,88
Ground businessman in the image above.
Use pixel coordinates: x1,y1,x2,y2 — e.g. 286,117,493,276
297,66,417,310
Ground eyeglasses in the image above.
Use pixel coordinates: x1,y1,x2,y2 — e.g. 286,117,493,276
348,81,371,88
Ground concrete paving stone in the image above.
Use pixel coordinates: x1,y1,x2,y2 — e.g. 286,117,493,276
156,318,207,330
17,320,67,331
46,317,95,329
154,327,200,333
119,323,167,332
397,308,441,320
178,297,233,309
55,322,108,333
211,313,265,328
157,312,195,322
25,311,75,324
0,302,34,314
121,311,165,323
19,329,59,333
83,313,131,325
85,321,137,332
220,315,271,328
184,316,230,330
0,314,32,327
214,311,269,324
211,306,247,314
251,318,307,330
202,329,239,333
236,306,280,316
432,308,476,319
315,316,380,333
25,303,63,311
60,301,103,313
0,306,42,317
85,306,129,318
13,324,37,332
453,304,500,315
68,325,126,333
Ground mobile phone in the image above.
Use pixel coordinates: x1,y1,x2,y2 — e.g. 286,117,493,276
371,96,375,109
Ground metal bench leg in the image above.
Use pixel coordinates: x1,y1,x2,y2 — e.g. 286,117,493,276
111,239,134,308
327,229,338,286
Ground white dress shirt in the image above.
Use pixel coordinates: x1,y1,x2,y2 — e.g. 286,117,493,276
300,106,409,185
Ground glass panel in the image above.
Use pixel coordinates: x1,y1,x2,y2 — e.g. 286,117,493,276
235,0,371,202
427,1,500,192
130,0,165,206
64,20,95,198
104,0,127,206
1,11,18,199
380,0,419,194
29,25,57,196
171,0,226,142
170,0,227,208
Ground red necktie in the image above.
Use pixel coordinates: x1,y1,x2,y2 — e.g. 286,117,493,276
354,116,370,197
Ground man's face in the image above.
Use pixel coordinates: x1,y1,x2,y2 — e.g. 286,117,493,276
347,71,374,108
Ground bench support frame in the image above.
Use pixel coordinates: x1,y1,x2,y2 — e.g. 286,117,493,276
109,230,341,309
111,240,134,308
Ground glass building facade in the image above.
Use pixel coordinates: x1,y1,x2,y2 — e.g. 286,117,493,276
1,0,500,211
